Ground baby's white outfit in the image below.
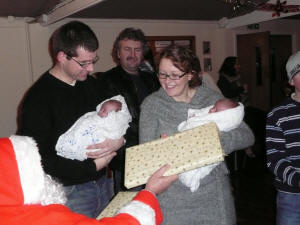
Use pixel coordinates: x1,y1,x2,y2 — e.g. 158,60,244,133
56,95,132,161
177,102,244,192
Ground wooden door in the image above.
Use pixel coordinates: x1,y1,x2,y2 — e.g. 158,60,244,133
269,35,292,108
237,32,270,111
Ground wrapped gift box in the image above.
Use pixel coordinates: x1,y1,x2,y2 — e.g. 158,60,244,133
124,122,224,189
97,191,138,219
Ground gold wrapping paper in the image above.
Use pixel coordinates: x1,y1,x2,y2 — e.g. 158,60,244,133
124,122,224,189
97,191,138,219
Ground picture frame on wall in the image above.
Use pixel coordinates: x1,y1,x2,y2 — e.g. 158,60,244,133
146,36,195,55
203,41,210,55
145,36,196,67
204,58,212,72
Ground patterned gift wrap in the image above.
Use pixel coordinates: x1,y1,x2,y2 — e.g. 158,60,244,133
97,191,138,219
125,122,224,189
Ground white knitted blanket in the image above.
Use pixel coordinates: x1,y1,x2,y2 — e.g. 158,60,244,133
178,103,244,192
56,95,132,161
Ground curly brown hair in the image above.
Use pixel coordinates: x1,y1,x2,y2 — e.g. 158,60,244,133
159,44,202,88
111,27,148,64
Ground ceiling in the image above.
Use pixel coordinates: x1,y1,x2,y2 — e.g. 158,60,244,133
0,0,263,21
1,0,299,25
70,0,233,21
0,0,61,18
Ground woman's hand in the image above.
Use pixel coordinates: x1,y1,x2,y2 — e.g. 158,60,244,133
86,137,124,159
145,164,178,195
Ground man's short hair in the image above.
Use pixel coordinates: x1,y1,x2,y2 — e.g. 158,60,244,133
49,21,99,62
111,27,148,64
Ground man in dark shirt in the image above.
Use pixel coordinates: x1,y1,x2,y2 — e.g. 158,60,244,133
95,28,160,193
17,21,124,218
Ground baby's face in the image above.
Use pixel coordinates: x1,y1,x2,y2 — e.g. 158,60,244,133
208,102,230,113
98,107,109,117
98,100,122,117
209,99,237,113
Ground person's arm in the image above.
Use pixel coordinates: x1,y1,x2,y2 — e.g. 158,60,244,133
5,191,162,225
86,138,125,159
266,111,300,188
113,165,177,225
219,121,254,155
17,94,98,183
5,165,176,225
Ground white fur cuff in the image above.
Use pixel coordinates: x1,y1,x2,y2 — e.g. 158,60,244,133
117,200,155,225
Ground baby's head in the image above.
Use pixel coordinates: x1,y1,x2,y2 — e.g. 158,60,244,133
209,98,238,113
98,99,122,117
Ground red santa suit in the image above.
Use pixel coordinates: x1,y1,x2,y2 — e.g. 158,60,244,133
0,135,163,225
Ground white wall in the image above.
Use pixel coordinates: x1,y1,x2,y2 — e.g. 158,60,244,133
0,18,32,136
0,17,299,136
48,19,223,78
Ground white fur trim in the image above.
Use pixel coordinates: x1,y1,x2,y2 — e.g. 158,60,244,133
9,135,66,205
117,200,155,225
40,174,66,205
9,135,45,204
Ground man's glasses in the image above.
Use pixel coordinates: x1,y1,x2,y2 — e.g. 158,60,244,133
157,72,187,80
67,55,99,69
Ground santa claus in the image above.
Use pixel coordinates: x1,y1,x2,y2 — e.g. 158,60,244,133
0,135,177,225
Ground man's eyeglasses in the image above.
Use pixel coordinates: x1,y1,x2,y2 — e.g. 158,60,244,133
157,72,187,80
67,55,99,69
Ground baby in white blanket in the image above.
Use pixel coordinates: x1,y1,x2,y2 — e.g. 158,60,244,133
56,95,132,161
178,98,244,192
